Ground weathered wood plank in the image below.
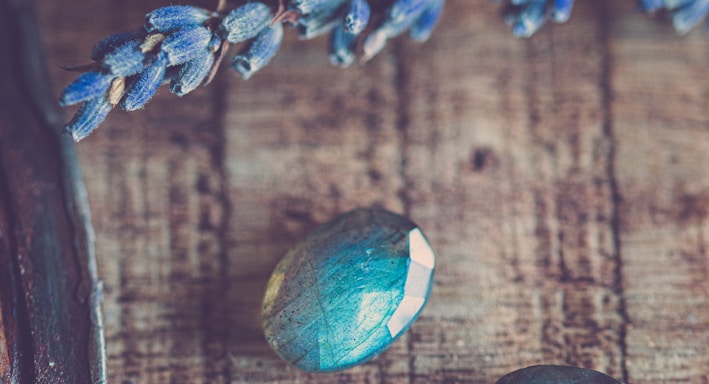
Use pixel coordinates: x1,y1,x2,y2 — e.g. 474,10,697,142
33,0,709,382
399,1,623,381
608,2,709,382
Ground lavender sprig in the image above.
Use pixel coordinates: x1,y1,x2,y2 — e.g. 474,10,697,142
498,0,708,38
60,0,446,142
639,0,709,34
498,0,575,38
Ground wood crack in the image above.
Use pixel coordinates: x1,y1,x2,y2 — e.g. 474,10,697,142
596,1,629,382
393,40,416,384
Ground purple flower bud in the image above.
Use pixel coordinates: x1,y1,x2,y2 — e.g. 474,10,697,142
552,0,574,22
64,96,113,142
289,0,339,15
296,0,347,39
120,54,168,111
665,0,696,10
232,22,283,80
171,49,215,96
344,0,371,34
60,71,114,106
390,0,430,23
362,29,388,61
102,40,149,77
209,34,223,52
161,25,213,66
145,6,212,33
410,0,445,42
511,2,547,37
329,24,357,67
638,0,665,11
381,5,425,38
672,0,709,35
221,2,272,44
91,30,145,61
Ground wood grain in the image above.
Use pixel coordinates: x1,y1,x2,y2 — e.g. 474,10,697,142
35,0,709,382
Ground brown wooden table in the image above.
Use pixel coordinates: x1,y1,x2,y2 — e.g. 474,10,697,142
37,0,709,382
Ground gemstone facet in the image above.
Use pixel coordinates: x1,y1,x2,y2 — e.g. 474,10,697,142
496,365,623,384
262,208,435,372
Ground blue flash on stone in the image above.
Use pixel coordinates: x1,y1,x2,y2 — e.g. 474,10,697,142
344,0,371,34
221,2,272,44
64,96,113,142
232,23,283,80
262,208,435,373
171,49,215,96
145,6,212,33
60,71,114,106
91,30,145,61
410,0,445,42
120,54,168,111
161,25,213,66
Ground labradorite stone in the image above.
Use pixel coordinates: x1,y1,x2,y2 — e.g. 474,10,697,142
262,208,435,372
496,365,622,384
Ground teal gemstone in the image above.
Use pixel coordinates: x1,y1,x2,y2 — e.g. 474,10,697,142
262,208,435,372
496,365,622,384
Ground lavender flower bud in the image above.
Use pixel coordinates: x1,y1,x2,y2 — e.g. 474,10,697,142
362,29,388,61
390,0,430,23
665,0,696,9
146,6,212,33
672,1,709,35
232,23,283,80
552,0,574,22
161,25,213,66
91,30,145,61
329,24,357,67
65,96,113,142
221,2,272,43
511,2,547,38
410,0,445,42
171,49,215,96
638,0,665,11
344,0,371,34
102,40,149,77
289,0,338,15
121,54,168,111
296,0,348,39
60,71,114,106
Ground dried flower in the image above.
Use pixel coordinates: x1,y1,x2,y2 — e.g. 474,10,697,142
360,0,447,61
232,23,284,79
638,0,709,35
498,0,575,38
60,0,446,142
498,0,708,38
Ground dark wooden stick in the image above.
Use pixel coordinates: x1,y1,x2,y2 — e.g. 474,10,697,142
0,0,106,382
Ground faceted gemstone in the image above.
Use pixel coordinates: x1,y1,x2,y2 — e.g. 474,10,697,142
262,208,435,372
496,365,622,384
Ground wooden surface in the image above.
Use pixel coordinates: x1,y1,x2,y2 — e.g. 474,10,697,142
37,0,708,382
